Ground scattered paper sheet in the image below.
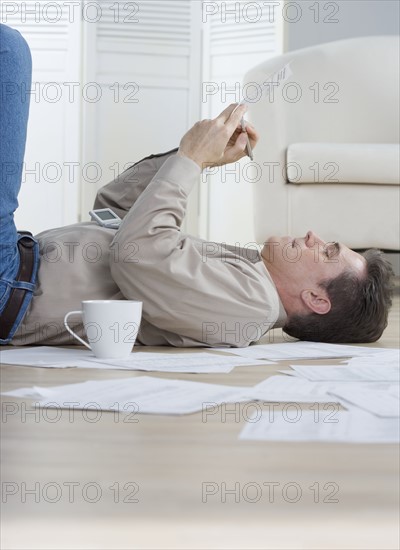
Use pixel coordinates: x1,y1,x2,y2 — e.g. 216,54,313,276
246,375,338,403
388,385,400,399
212,342,393,362
242,376,394,409
0,347,269,374
1,386,45,399
345,349,399,368
0,346,94,368
83,352,269,373
239,409,400,444
2,377,251,415
328,387,400,417
290,364,400,382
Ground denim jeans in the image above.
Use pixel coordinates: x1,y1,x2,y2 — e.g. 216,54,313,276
0,24,39,344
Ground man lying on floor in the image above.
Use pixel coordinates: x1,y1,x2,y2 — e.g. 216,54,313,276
6,104,394,348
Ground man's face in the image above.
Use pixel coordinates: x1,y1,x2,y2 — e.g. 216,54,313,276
262,231,366,298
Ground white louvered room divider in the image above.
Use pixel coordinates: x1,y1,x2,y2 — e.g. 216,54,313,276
202,0,284,243
81,0,202,236
1,0,283,239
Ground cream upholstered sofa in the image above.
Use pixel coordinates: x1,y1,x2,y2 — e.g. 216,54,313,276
244,36,400,250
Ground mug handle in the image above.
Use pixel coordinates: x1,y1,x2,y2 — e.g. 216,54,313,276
63,311,92,351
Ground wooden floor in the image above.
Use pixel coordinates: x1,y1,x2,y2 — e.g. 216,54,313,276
1,285,399,550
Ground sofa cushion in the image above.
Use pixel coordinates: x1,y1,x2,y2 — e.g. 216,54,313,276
286,143,399,185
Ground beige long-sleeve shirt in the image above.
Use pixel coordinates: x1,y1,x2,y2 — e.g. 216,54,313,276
12,150,286,348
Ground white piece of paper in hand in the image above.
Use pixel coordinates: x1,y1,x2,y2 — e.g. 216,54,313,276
240,62,293,104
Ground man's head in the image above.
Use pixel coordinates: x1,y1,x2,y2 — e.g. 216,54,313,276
261,231,394,343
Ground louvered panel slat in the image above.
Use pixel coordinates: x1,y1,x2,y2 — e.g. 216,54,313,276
209,0,277,49
212,30,276,43
212,39,277,57
212,22,276,34
1,25,68,35
99,5,190,22
100,26,190,38
211,26,276,46
97,39,190,57
0,0,71,53
98,13,190,25
212,25,276,38
100,16,190,24
212,41,276,57
97,0,192,50
0,1,70,33
207,0,281,79
128,0,190,9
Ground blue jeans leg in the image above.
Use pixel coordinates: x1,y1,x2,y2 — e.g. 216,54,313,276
0,24,39,344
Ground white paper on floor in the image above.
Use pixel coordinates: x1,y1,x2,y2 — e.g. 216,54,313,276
289,364,399,382
328,386,400,417
0,347,270,373
344,349,399,368
82,352,269,373
211,341,394,362
239,409,400,444
2,376,251,415
0,346,94,368
244,375,339,403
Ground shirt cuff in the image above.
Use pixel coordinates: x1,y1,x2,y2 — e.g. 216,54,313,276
153,154,202,196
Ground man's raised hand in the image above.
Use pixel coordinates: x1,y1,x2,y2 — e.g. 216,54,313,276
177,104,259,169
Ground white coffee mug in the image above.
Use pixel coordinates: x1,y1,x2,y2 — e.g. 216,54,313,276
64,300,142,359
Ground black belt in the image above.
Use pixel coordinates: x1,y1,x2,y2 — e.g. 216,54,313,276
0,233,36,340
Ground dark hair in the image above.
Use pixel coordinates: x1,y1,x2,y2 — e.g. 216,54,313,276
283,249,394,343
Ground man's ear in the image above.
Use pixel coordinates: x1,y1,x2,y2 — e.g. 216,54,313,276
300,289,331,315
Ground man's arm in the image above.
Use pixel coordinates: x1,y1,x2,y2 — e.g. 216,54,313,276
109,105,271,347
92,101,258,219
92,148,178,219
111,103,254,264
